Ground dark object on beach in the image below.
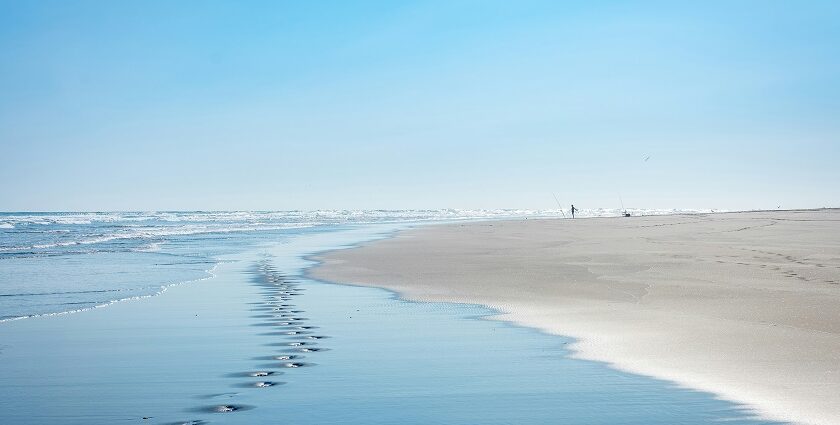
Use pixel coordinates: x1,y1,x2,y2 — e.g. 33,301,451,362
623,212,631,217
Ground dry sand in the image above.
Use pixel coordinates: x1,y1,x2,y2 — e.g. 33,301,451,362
311,210,840,425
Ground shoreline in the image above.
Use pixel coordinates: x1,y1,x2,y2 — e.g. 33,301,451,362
310,209,840,425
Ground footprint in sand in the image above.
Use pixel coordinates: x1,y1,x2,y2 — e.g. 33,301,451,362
234,381,285,388
194,404,254,413
296,347,329,353
278,362,312,368
225,371,282,378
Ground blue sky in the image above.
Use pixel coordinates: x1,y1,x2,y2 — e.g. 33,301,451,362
1,0,838,211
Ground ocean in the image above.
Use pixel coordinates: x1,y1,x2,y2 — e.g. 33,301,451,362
0,210,550,321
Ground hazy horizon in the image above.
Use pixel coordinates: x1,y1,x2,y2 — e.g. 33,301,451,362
2,1,838,211
4,203,837,214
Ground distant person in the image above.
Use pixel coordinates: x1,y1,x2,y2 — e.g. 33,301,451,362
571,204,577,218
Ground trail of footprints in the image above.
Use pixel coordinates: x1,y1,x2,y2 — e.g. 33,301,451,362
711,249,840,285
644,231,839,286
178,258,329,423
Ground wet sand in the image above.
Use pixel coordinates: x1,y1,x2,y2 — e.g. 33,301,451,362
311,209,840,425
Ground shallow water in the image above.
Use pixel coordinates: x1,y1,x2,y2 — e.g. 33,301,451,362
0,224,785,424
0,211,507,320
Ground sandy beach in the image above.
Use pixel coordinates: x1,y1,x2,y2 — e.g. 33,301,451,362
311,209,840,425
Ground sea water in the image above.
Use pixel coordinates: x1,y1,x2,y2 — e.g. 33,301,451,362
0,210,555,321
0,212,779,425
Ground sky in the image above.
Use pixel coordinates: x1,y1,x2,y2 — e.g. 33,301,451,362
1,0,838,211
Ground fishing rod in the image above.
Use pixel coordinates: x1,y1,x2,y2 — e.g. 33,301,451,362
618,194,630,217
552,193,567,218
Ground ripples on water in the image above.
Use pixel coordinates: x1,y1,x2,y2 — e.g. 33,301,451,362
0,210,536,321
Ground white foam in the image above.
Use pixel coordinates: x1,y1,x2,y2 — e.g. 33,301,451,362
1,222,314,252
0,208,724,233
